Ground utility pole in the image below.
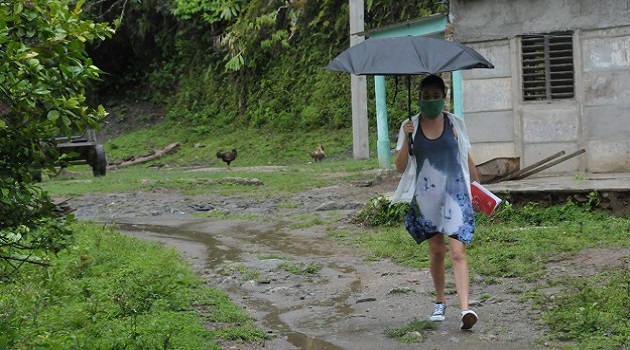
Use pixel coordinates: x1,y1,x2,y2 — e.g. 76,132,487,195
349,0,369,159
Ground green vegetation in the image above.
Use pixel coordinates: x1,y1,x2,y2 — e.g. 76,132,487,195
219,263,261,281
384,318,436,343
257,254,287,260
41,124,383,200
356,196,410,227
84,1,448,134
0,222,267,349
529,270,630,350
347,196,630,348
0,0,111,275
279,262,322,275
2,1,433,348
350,198,630,278
42,159,380,199
103,123,359,167
288,214,326,229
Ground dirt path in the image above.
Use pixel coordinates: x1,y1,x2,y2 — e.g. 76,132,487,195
72,174,548,350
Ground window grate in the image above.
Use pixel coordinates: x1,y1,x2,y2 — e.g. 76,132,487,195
521,32,574,101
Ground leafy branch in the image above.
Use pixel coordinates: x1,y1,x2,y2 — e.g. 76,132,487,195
0,0,112,276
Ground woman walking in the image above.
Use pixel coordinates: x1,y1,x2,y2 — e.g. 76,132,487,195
393,74,480,330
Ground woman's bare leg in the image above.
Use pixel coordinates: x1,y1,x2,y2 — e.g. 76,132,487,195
448,237,470,310
428,234,447,302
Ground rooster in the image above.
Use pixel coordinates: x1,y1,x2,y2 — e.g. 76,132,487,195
216,148,237,169
309,143,326,162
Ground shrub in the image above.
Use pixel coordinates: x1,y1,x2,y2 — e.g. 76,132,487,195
356,196,410,227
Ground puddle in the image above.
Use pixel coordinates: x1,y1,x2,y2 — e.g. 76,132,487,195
115,222,239,269
114,222,348,350
235,222,339,257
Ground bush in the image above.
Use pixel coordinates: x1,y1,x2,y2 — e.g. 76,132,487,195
0,0,111,275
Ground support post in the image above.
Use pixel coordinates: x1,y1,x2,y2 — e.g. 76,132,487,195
375,76,391,168
452,70,464,117
349,0,369,159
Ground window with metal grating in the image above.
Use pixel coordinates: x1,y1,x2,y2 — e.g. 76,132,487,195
521,32,574,101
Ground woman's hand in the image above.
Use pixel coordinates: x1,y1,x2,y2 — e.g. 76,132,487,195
395,120,414,174
402,120,414,135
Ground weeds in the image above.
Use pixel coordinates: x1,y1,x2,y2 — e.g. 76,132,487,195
279,262,322,275
218,264,261,281
356,196,409,227
384,318,436,342
535,268,630,349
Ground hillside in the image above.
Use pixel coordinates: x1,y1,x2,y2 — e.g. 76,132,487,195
86,1,448,150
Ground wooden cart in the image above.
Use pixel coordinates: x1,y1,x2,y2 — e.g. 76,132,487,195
54,129,107,176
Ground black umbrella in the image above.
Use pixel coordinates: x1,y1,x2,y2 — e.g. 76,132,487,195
326,36,494,75
326,35,494,154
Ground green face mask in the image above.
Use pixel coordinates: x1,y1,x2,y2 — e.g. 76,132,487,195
420,98,444,119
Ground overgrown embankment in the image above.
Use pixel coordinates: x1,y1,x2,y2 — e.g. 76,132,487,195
87,1,448,135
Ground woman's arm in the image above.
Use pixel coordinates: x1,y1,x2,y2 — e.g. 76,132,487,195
395,139,410,173
395,120,414,173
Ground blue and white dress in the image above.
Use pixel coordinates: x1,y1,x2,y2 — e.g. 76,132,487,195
396,113,475,244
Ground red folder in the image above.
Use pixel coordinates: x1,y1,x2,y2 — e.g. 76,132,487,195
471,181,502,216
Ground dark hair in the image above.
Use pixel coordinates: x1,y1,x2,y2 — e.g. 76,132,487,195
420,75,446,95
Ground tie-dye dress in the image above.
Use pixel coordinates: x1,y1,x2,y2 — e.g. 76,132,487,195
404,117,475,244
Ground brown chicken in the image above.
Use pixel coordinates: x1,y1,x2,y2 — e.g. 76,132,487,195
216,149,237,169
309,143,326,162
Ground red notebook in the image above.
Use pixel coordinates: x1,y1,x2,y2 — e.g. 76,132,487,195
471,181,502,216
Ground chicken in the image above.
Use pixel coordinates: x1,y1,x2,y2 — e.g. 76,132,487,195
309,143,326,162
216,149,237,169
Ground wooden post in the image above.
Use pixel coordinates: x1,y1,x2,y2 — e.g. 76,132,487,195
513,149,586,180
349,0,369,159
490,150,565,183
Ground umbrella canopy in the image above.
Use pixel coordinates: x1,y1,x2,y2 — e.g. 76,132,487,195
326,35,494,156
326,36,494,75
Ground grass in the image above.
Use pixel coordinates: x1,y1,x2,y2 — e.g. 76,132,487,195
539,269,630,349
287,213,327,229
42,158,382,199
0,222,267,349
103,120,375,168
223,264,261,281
41,118,384,199
348,200,630,281
278,262,322,275
257,254,289,260
384,318,436,343
520,268,630,350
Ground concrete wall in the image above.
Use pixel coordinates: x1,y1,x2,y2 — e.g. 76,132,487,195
452,0,630,175
581,26,630,173
451,0,630,42
461,40,516,165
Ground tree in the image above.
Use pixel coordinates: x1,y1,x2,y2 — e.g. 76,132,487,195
0,0,112,277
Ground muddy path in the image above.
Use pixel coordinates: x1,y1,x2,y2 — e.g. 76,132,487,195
71,174,548,350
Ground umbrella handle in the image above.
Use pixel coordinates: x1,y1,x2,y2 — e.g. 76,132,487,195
406,76,414,156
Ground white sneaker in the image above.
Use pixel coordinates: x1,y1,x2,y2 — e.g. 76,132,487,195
460,310,478,330
429,303,446,322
